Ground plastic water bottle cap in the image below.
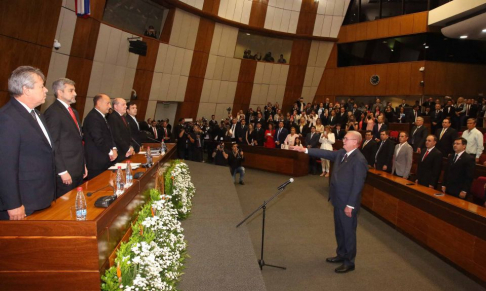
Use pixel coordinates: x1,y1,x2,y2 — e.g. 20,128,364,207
127,160,131,163
118,166,122,169
77,187,82,191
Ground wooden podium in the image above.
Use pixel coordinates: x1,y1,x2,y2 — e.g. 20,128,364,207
0,144,176,290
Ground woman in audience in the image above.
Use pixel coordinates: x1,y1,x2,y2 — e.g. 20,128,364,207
357,112,366,130
308,110,318,127
319,125,335,177
294,137,304,148
264,123,276,148
315,118,324,133
384,106,395,123
397,107,407,123
346,116,357,131
297,117,309,138
321,109,329,126
246,124,255,145
365,113,375,131
284,127,298,146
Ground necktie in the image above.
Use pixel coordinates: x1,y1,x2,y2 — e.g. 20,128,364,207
164,128,168,137
341,153,348,163
363,140,369,148
453,154,458,163
67,107,80,131
376,141,384,160
121,115,127,126
278,128,281,138
422,150,430,161
30,109,37,121
153,127,158,139
440,129,445,139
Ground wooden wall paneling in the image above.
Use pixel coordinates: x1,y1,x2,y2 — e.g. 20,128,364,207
89,0,108,21
372,188,399,225
248,0,269,28
385,63,400,95
136,37,159,72
373,64,388,96
355,22,368,41
400,14,415,35
410,61,425,96
325,44,338,69
397,62,412,95
396,201,429,245
232,59,258,115
343,67,355,95
296,0,319,36
361,184,374,208
282,40,312,109
1,272,101,291
202,0,221,14
353,66,367,96
475,238,486,274
160,8,176,43
366,20,378,40
0,91,8,108
337,25,347,43
412,11,428,34
376,18,390,39
194,18,216,54
65,57,93,118
70,17,101,60
388,16,402,37
333,68,345,96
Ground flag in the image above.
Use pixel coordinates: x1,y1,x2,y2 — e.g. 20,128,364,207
75,0,91,18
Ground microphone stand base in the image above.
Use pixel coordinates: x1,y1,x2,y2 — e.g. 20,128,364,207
258,259,286,271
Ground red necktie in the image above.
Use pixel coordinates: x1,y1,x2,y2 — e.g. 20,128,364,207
164,128,168,137
153,127,158,139
68,107,80,131
422,150,429,161
121,115,127,126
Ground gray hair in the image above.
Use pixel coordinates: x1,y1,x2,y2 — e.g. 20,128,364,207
8,66,45,97
52,78,75,97
348,130,362,145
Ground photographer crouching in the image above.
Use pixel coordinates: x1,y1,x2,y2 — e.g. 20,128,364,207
226,143,245,185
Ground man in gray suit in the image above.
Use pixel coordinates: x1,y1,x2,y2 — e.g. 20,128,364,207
391,131,413,179
291,131,368,273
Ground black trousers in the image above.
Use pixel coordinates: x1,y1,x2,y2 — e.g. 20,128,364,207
87,168,105,181
334,207,358,267
56,174,84,198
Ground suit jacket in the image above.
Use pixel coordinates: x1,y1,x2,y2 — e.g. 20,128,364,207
236,125,248,143
372,123,388,140
375,139,395,172
44,99,85,179
107,112,133,162
443,152,475,197
296,124,310,137
333,128,345,140
274,127,288,144
430,110,443,132
307,148,368,211
360,139,377,166
409,110,420,123
391,142,413,179
410,126,428,151
0,99,55,215
328,115,338,126
127,115,141,153
149,125,162,141
305,132,320,148
336,113,348,126
435,127,457,157
416,148,442,188
443,105,454,118
254,128,265,146
83,108,117,173
160,126,171,142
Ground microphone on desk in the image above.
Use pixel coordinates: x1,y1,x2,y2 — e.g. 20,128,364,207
131,138,142,149
87,185,114,197
144,136,162,143
277,178,294,190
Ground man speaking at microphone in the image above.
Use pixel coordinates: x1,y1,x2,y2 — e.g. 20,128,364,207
291,131,368,273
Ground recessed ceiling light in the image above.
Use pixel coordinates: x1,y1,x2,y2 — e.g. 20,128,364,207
391,49,394,52
482,29,486,33
460,35,468,39
246,33,250,36
423,43,426,46
425,46,429,49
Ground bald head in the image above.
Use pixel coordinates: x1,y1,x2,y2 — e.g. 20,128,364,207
94,94,112,114
343,130,362,152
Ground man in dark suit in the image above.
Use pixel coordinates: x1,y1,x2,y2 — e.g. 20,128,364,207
360,131,377,166
83,94,118,180
160,120,171,143
442,138,475,199
107,98,135,163
274,121,288,147
430,104,443,134
254,122,265,146
172,118,188,159
334,124,346,140
465,98,478,121
126,102,141,153
44,78,87,198
443,100,454,119
409,105,420,124
409,117,428,153
422,97,435,111
435,117,457,157
236,119,248,144
415,135,442,189
372,115,387,141
374,130,395,172
336,107,348,126
305,126,321,174
150,120,162,141
291,131,368,273
209,115,218,128
0,66,56,220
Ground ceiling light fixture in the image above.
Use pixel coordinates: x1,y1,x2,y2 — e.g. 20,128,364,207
425,46,429,49
460,35,468,39
482,29,486,33
246,33,251,36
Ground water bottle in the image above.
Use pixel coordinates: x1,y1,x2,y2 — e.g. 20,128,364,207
161,140,166,155
75,187,87,221
115,166,125,196
125,160,133,188
146,146,153,165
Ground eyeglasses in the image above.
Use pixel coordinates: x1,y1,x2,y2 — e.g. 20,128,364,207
343,137,357,141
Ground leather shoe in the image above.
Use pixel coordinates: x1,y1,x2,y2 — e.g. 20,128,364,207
335,264,355,273
326,256,344,263
239,181,245,185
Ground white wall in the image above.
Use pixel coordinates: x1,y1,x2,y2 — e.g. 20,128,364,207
154,102,178,124
313,0,351,37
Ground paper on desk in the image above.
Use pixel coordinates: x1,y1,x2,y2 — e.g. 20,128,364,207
108,163,142,170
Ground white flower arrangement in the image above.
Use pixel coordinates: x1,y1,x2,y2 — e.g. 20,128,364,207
169,162,196,219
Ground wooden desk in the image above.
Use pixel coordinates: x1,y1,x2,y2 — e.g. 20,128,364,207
363,169,486,283
0,144,176,290
236,145,310,177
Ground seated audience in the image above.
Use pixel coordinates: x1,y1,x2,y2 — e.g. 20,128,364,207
415,135,442,189
442,138,475,199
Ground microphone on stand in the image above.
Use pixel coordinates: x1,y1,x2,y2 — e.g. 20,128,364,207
87,185,114,197
277,178,294,190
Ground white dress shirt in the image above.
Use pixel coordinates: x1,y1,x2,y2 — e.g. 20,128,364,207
461,127,484,158
16,99,51,147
